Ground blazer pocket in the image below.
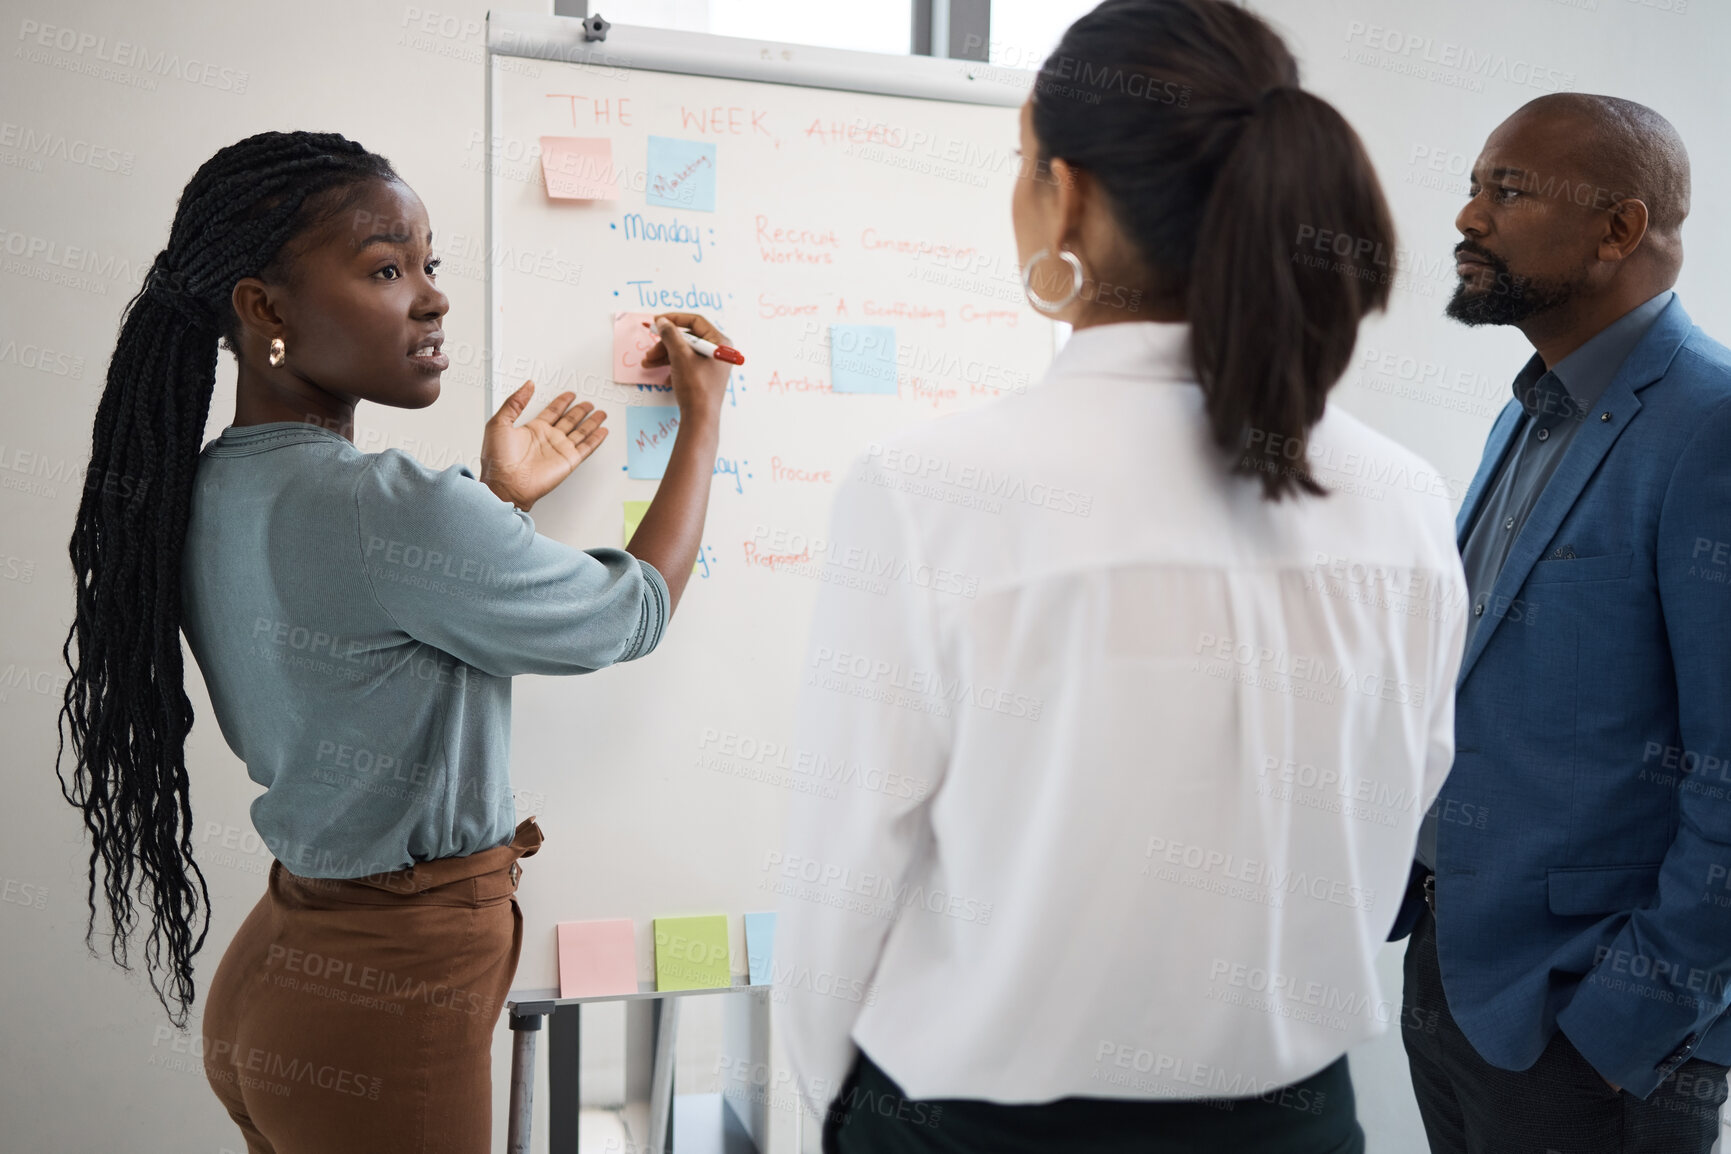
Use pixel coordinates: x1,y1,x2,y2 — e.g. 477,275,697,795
1547,862,1662,916
1527,552,1632,583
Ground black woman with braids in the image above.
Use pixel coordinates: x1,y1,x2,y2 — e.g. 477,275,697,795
56,130,729,1152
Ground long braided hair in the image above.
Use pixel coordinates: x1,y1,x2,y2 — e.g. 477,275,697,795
56,131,400,1026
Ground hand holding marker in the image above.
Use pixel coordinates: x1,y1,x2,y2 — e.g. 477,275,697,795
642,320,746,365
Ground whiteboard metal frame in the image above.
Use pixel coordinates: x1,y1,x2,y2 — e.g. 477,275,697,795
485,12,1030,105
481,11,1035,414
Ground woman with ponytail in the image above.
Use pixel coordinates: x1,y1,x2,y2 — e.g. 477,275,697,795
57,130,729,1152
773,3,1468,1151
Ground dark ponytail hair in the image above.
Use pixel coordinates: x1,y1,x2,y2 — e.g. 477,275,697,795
56,131,399,1025
1032,0,1396,499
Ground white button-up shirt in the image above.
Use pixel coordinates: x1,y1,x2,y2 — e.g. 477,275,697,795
774,319,1467,1114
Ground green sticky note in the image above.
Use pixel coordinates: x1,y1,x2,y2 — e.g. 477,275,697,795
624,500,651,545
624,500,699,575
653,914,731,991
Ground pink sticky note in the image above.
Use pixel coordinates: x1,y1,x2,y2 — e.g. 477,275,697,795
613,312,672,386
557,919,639,998
540,136,618,200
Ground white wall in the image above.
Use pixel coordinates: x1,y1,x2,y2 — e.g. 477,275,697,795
2,1,1724,1152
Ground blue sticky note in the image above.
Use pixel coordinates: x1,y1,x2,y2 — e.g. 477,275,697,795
627,406,681,479
646,137,717,212
744,911,776,987
830,324,898,394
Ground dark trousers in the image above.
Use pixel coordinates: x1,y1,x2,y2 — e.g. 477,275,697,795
822,1047,1365,1154
1402,902,1728,1153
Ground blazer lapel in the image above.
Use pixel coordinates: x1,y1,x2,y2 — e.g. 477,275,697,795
1455,297,1695,687
1456,403,1523,544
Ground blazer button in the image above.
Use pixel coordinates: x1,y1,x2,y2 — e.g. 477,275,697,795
1656,1033,1700,1072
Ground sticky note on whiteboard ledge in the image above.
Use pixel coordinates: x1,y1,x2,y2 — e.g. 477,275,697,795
613,311,672,386
627,406,681,480
830,324,898,394
653,914,731,991
646,136,717,212
744,911,776,987
539,136,618,200
557,918,638,998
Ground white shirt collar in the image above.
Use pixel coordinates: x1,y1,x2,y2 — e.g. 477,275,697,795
1046,320,1194,383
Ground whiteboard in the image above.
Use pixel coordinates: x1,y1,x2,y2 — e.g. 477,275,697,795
483,15,1056,992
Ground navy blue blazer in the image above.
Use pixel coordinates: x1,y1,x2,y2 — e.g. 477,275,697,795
1387,295,1731,1099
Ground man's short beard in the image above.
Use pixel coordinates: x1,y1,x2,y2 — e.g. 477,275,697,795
1446,261,1579,326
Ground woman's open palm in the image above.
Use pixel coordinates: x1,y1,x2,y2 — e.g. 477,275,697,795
479,381,609,510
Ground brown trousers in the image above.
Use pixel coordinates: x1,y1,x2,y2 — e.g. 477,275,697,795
202,818,543,1153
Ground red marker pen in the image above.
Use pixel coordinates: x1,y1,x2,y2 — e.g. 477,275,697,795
644,320,745,366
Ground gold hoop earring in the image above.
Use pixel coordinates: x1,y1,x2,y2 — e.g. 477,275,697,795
268,337,286,368
1022,248,1085,314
